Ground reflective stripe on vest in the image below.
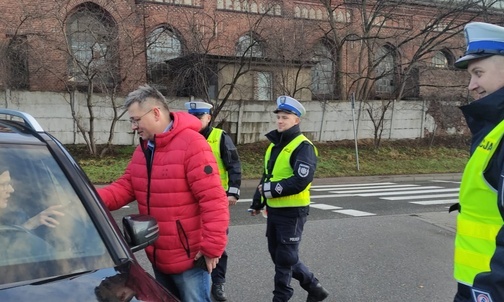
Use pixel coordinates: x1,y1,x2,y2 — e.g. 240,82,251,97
208,128,228,190
454,119,504,285
264,134,315,208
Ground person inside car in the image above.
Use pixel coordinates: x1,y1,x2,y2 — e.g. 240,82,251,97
0,167,65,230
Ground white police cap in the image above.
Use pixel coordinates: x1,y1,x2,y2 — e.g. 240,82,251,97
273,96,306,117
184,101,213,115
455,22,504,69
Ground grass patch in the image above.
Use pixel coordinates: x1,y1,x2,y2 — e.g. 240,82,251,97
68,138,470,184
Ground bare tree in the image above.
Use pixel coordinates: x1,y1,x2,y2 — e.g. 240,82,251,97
25,0,146,156
157,2,296,125
317,0,495,149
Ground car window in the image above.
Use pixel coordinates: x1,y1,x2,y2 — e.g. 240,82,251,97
0,144,115,284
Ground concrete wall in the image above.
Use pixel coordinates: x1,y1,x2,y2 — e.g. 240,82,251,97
0,90,467,145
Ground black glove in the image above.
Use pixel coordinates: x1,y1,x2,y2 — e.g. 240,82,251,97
249,198,264,211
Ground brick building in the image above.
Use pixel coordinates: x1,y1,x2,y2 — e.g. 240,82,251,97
2,0,503,102
0,1,503,148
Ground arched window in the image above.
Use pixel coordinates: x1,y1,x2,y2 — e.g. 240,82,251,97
432,50,454,68
374,45,396,94
146,26,182,89
6,36,29,89
66,3,118,86
236,34,263,58
272,4,282,15
309,8,316,19
250,1,258,13
147,27,181,63
294,6,301,18
311,43,334,96
301,7,308,19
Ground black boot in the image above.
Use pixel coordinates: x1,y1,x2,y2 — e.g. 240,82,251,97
211,283,227,301
306,282,329,302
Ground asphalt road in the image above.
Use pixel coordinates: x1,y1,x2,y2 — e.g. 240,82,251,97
107,174,461,302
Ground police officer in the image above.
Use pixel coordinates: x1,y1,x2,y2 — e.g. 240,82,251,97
185,101,242,302
249,96,329,302
452,22,504,302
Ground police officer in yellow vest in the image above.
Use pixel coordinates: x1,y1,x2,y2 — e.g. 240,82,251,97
249,96,329,302
453,22,504,302
185,100,241,302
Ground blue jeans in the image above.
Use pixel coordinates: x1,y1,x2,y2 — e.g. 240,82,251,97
153,266,211,302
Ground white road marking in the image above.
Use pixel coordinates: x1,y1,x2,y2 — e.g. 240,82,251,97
333,209,376,216
238,180,460,218
309,204,342,210
238,193,355,203
410,199,459,205
329,186,442,194
383,193,459,200
358,188,459,197
430,180,461,184
311,182,397,190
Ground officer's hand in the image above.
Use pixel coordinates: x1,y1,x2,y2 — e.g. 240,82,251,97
228,196,238,206
249,209,261,216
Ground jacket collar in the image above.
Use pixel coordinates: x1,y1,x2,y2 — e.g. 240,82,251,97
140,112,201,149
265,124,301,145
460,87,504,126
200,125,213,139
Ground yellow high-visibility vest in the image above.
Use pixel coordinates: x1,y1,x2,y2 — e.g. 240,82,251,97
264,134,316,208
207,128,228,190
454,119,504,285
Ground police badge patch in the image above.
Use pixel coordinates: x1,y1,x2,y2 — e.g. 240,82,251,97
472,288,493,302
275,183,283,195
298,163,310,178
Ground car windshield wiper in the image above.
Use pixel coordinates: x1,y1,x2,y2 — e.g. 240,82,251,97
30,269,96,285
0,270,95,290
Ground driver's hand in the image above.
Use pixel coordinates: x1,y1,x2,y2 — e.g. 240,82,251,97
23,205,65,230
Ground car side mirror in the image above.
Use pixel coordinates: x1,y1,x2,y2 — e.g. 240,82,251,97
122,214,160,253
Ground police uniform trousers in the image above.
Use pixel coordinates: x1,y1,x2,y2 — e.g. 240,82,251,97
212,228,229,284
266,206,318,302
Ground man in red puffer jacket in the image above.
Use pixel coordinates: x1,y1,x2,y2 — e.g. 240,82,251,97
98,84,229,302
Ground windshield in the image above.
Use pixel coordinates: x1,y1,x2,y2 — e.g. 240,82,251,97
0,144,115,284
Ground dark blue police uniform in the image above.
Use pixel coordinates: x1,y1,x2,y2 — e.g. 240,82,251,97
251,96,329,302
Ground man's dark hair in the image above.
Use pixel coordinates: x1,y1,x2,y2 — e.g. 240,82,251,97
123,84,170,112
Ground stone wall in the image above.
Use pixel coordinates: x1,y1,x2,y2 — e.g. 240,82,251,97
0,90,468,146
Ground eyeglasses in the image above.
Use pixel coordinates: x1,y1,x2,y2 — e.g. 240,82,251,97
0,182,12,189
129,108,155,126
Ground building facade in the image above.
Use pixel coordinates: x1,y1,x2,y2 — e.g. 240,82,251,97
0,0,503,146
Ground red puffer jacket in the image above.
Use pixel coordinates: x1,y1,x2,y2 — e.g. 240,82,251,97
98,111,229,274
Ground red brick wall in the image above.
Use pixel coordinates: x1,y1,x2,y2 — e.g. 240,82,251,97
0,0,496,99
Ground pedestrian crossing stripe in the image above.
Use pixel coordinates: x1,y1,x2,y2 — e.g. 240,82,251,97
309,204,342,210
356,188,459,197
239,180,460,217
410,199,459,205
329,185,441,194
383,193,459,201
332,209,376,217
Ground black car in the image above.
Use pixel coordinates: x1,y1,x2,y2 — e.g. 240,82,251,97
0,109,179,301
